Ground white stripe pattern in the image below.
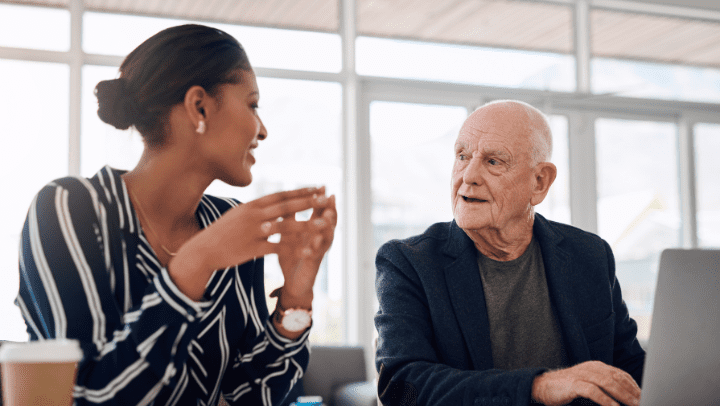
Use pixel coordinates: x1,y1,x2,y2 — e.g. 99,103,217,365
29,191,66,338
56,187,107,352
105,167,125,231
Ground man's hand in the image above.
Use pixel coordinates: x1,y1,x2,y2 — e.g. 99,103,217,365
531,361,641,406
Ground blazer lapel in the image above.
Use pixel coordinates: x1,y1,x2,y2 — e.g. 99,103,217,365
534,214,591,364
443,221,494,371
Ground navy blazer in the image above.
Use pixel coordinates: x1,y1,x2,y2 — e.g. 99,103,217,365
375,214,645,406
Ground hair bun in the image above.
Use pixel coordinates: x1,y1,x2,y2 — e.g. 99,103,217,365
95,78,140,130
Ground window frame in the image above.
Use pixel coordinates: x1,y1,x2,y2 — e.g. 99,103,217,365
1,1,720,365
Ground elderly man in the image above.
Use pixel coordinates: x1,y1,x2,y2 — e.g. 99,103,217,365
375,100,645,406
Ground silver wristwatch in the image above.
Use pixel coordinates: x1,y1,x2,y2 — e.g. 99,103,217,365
271,287,312,332
274,306,313,332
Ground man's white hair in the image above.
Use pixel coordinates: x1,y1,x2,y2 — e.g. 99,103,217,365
479,99,552,166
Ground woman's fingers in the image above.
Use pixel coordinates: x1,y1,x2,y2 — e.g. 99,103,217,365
323,195,337,226
254,186,323,206
259,192,328,221
258,192,337,274
265,194,336,237
263,217,310,237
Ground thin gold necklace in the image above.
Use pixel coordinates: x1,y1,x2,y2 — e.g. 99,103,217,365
128,189,177,257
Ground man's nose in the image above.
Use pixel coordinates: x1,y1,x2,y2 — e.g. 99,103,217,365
462,157,484,185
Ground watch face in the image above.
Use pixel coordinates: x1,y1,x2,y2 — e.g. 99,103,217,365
282,308,312,332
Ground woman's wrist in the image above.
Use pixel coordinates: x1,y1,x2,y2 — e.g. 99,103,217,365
274,286,313,310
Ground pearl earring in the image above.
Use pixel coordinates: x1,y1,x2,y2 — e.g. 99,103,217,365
196,120,206,134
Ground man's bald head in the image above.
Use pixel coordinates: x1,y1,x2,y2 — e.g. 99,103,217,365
466,100,553,166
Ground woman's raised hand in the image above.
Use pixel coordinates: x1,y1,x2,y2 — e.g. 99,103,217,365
275,189,337,308
168,186,328,301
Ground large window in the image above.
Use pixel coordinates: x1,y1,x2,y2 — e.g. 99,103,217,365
2,1,720,352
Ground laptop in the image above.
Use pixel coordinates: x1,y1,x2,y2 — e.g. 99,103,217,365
639,248,720,406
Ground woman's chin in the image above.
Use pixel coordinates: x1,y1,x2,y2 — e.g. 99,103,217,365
220,169,252,188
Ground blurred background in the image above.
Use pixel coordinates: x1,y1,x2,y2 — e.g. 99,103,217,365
1,0,719,372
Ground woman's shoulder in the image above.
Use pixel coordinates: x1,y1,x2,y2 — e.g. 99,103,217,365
34,170,106,206
24,171,113,231
31,166,134,216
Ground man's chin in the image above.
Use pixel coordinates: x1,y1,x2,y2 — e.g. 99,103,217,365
453,215,488,231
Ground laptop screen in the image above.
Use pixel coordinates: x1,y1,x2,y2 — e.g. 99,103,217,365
639,249,720,406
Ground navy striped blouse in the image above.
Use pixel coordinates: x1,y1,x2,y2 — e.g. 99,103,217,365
16,166,309,406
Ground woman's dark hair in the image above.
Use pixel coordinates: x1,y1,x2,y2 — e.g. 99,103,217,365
95,24,251,146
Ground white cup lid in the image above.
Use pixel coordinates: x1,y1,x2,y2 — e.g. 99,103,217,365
0,339,83,363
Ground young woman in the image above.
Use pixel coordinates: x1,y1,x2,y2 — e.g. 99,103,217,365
16,24,336,405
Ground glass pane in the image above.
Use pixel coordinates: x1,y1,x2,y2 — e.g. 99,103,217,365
81,65,144,176
595,119,680,343
535,115,570,224
370,102,468,252
592,58,720,104
83,12,341,73
207,78,344,344
0,59,69,341
357,37,575,92
0,4,69,51
695,123,720,248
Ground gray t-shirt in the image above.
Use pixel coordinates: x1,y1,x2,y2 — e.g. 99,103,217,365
477,238,569,370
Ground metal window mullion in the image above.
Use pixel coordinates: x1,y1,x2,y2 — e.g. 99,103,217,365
341,0,376,378
575,0,591,94
68,0,84,177
677,117,698,248
0,46,69,64
568,111,599,234
340,0,360,346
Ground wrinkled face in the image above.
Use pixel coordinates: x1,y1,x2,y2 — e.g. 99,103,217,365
205,70,267,187
451,104,536,233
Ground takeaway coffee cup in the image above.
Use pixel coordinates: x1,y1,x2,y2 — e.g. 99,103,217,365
0,339,83,406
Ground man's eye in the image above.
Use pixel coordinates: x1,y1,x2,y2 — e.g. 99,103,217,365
458,154,467,161
488,159,498,165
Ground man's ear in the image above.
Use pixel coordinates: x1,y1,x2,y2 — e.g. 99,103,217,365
183,85,209,130
530,162,557,206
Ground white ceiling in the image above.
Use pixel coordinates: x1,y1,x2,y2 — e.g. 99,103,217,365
4,0,720,68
